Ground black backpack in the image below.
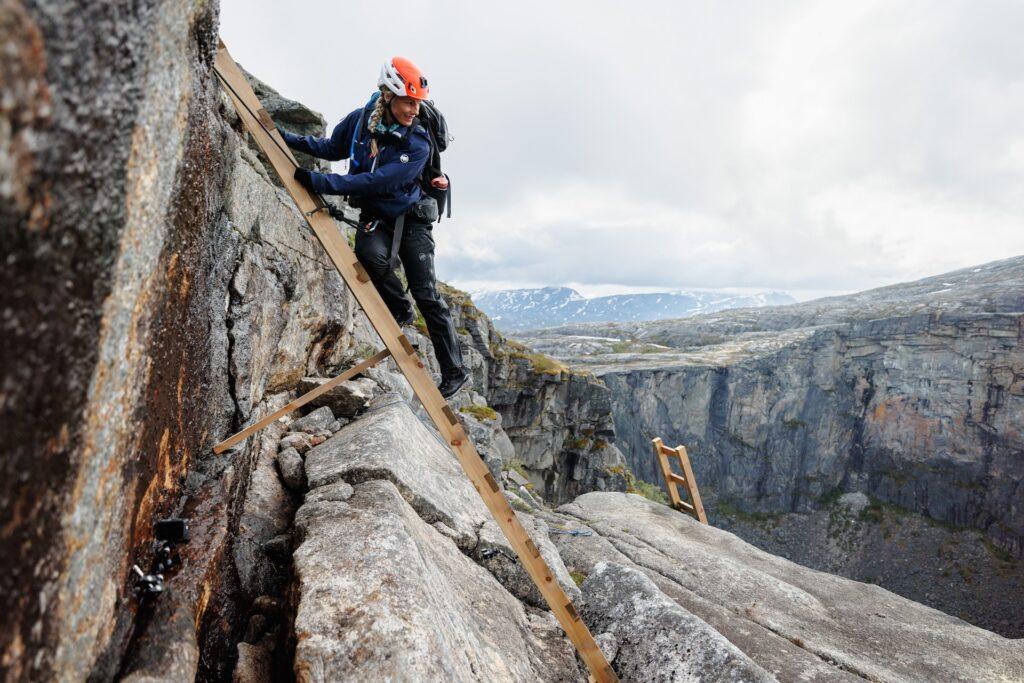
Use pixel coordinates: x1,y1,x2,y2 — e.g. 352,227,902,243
414,101,452,220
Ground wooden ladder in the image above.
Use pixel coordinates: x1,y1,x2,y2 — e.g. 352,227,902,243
652,438,707,524
211,40,616,683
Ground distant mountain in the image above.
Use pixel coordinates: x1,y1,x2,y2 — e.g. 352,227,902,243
471,286,795,332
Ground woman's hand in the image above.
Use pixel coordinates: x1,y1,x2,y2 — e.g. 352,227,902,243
294,167,315,190
430,175,449,190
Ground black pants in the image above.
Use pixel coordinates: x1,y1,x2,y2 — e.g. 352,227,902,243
354,217,466,379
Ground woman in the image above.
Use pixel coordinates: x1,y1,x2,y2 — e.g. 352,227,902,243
280,57,470,399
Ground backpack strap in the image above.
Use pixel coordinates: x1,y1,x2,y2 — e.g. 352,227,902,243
350,92,380,169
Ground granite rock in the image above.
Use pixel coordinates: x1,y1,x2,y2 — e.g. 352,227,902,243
554,492,1024,682
296,376,377,418
582,562,774,682
275,447,306,491
288,406,335,434
291,480,581,681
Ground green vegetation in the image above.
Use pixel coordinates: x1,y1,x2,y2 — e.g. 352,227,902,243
606,465,669,505
782,418,807,430
437,281,483,320
525,352,568,375
456,326,470,336
639,344,667,354
506,494,533,513
413,308,427,334
631,478,669,505
858,499,886,524
603,340,665,354
569,570,587,587
983,539,1016,564
351,342,378,360
496,339,569,375
717,499,781,525
437,280,473,305
460,404,498,421
568,436,591,450
507,458,530,481
817,488,843,507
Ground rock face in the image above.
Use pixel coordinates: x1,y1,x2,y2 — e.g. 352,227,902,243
1,2,230,679
293,399,586,680
554,492,1024,683
602,305,1024,555
0,2,380,676
291,480,580,681
289,383,1024,682
303,400,582,607
521,257,1024,635
582,562,774,682
715,493,1024,638
441,287,629,503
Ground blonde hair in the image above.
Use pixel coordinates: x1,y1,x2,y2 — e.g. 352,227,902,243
368,87,390,157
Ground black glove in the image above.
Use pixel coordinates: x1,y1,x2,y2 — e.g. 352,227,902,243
294,167,315,190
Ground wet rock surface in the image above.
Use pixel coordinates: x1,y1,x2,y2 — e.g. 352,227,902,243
1,1,229,678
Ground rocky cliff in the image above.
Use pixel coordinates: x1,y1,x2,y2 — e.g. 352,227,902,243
3,3,1020,680
522,256,1024,635
0,3,622,677
440,288,628,503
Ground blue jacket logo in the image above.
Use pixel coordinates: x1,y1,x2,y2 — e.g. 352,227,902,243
400,153,410,163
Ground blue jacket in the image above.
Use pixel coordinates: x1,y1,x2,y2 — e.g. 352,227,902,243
281,93,430,218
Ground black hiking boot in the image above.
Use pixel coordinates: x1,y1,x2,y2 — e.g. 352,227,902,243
438,369,471,399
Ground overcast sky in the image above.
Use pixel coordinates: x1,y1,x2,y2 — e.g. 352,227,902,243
220,1,1024,300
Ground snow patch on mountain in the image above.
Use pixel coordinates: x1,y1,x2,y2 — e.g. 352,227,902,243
472,287,796,332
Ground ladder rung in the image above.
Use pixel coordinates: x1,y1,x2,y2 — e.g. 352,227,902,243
675,500,695,512
397,334,416,355
667,473,687,485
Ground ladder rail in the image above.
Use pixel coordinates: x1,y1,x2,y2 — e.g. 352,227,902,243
212,41,617,682
652,437,708,524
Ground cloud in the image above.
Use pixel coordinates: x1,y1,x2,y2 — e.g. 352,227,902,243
221,0,1024,297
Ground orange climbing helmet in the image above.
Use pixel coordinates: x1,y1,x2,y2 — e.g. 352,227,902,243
378,57,430,101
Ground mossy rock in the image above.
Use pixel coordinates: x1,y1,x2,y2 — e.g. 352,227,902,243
460,404,498,421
